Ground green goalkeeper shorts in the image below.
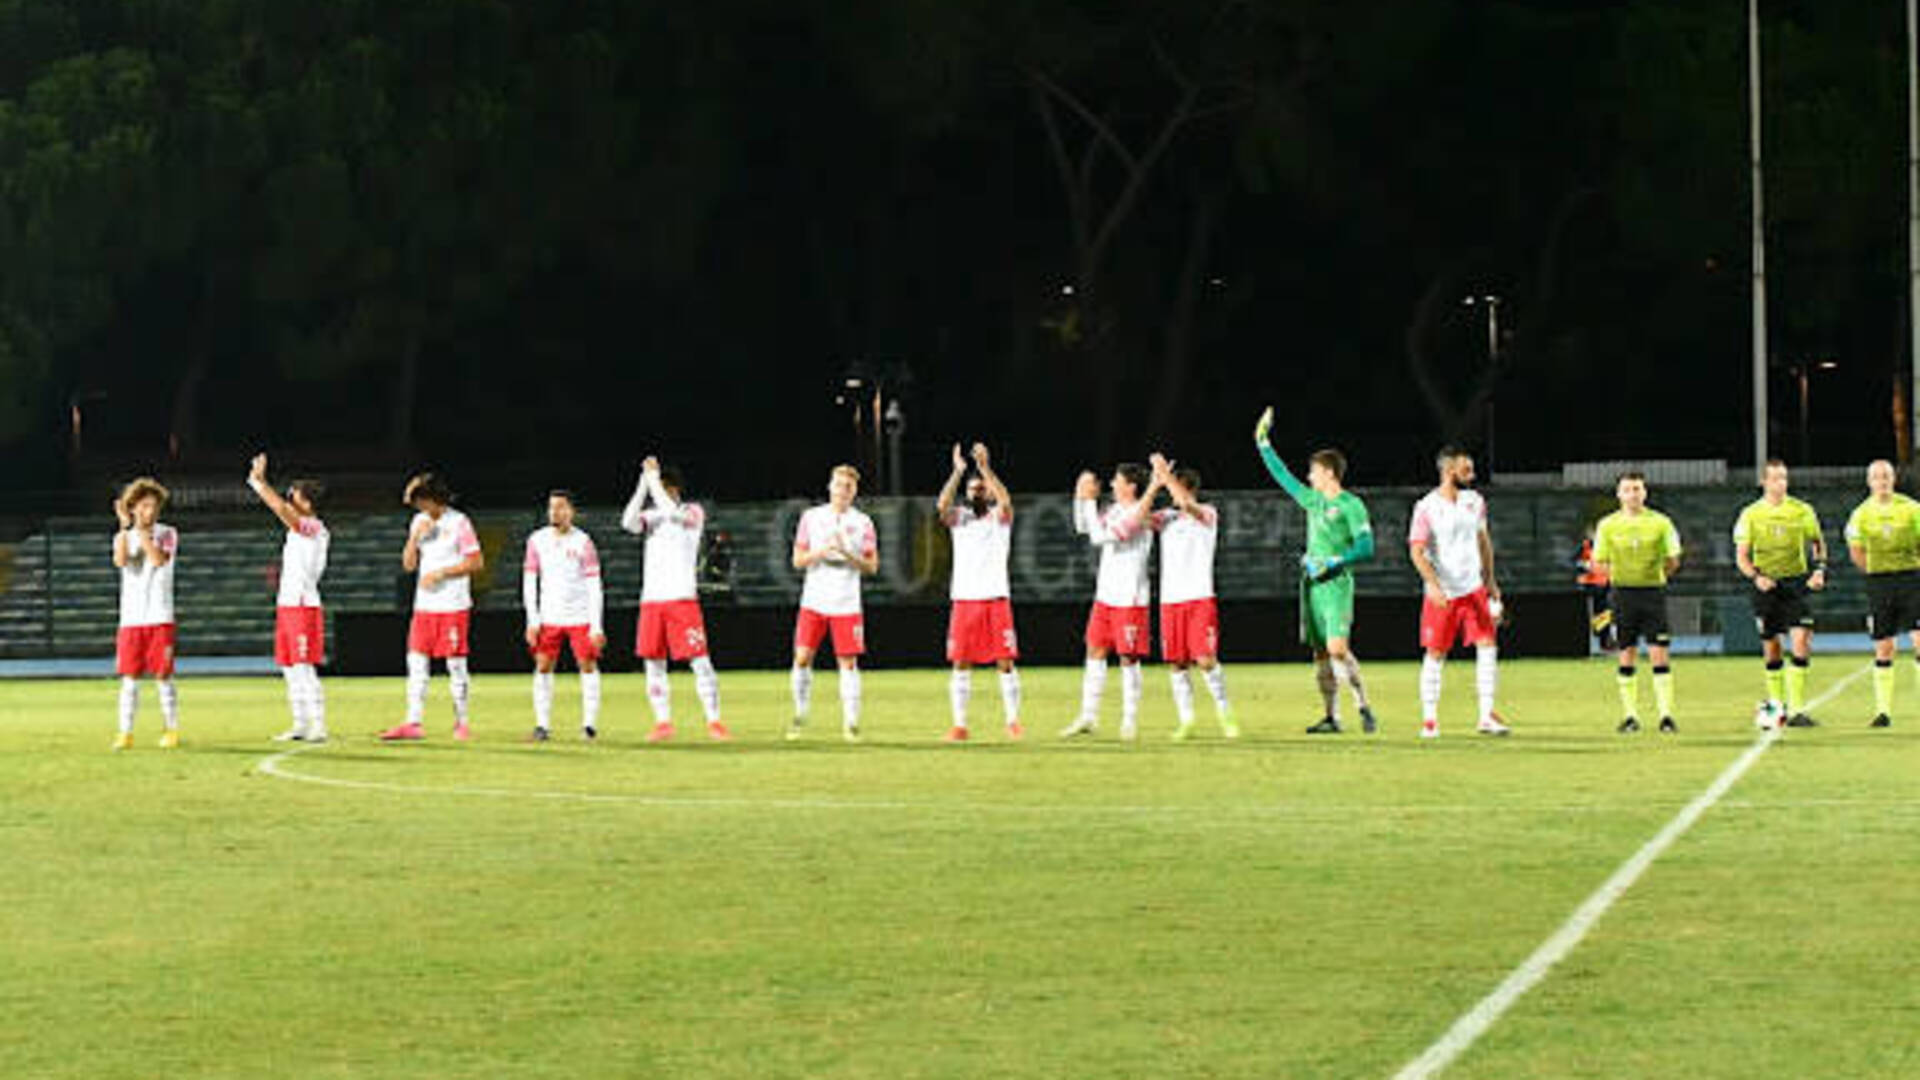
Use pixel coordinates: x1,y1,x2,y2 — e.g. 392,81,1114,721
1300,573,1355,649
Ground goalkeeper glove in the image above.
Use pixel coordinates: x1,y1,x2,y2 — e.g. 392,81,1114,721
1301,553,1345,581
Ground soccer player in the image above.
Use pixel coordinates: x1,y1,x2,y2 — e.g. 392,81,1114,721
1408,447,1511,738
1061,462,1162,740
935,442,1023,742
522,490,605,742
1146,452,1237,740
1845,459,1920,728
111,477,180,750
622,456,729,742
381,473,485,741
1591,471,1682,734
246,454,330,743
1254,407,1378,734
788,464,879,741
1733,459,1827,727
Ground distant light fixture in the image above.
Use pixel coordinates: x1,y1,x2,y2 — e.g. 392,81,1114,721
1817,359,1839,371
1060,284,1075,297
844,377,865,389
1208,277,1226,287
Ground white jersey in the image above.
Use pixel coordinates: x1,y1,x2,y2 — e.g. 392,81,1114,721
1154,505,1219,605
946,506,1012,601
411,508,482,614
1408,488,1489,599
522,525,604,632
277,516,329,608
117,524,178,628
1075,498,1153,608
795,504,877,616
621,473,705,603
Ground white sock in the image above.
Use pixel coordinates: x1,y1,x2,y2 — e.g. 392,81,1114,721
1120,663,1142,730
281,666,308,731
406,653,430,725
1079,659,1107,724
691,656,722,722
300,665,326,733
157,679,178,730
839,666,862,730
998,668,1022,726
949,668,972,729
118,677,139,734
1337,655,1369,709
1315,657,1340,720
447,657,471,724
1420,654,1444,722
1201,663,1229,715
532,670,555,730
644,659,672,723
1169,668,1196,724
791,665,813,717
1476,645,1499,724
581,670,602,730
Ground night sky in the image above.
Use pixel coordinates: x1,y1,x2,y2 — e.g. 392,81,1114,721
0,0,1909,505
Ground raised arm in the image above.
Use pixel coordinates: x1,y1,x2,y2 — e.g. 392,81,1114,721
936,443,966,518
246,454,305,532
112,496,132,568
972,443,1012,518
1151,453,1199,516
1253,407,1313,507
402,515,428,572
620,464,650,535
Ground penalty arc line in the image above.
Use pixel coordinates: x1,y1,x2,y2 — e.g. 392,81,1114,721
1390,663,1871,1080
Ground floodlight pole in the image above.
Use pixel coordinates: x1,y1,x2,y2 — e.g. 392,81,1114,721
1749,0,1770,478
1908,0,1919,466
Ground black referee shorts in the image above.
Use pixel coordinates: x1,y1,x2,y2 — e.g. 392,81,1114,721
1750,575,1814,639
1609,586,1670,648
1865,570,1920,641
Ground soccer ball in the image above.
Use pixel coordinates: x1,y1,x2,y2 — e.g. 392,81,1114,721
1752,700,1785,731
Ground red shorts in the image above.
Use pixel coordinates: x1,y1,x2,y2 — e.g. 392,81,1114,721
274,606,326,667
531,624,602,665
1160,598,1220,665
1420,588,1497,651
636,600,710,661
116,623,176,678
408,610,472,659
1085,602,1151,658
947,599,1019,665
794,608,865,657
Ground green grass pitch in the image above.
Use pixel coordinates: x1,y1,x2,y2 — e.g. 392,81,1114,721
4,657,1919,1079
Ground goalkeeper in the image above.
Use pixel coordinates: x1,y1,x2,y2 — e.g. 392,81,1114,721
1255,407,1380,734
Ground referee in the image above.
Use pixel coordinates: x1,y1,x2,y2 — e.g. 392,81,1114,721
1733,459,1827,727
1844,460,1920,728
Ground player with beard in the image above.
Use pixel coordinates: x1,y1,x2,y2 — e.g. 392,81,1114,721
935,443,1023,742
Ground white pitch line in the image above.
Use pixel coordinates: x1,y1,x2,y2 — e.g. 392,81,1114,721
253,744,1860,820
1391,664,1871,1080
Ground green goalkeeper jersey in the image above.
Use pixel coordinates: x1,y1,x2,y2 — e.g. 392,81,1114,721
1844,493,1920,574
1257,444,1373,562
1592,508,1681,588
1732,496,1823,579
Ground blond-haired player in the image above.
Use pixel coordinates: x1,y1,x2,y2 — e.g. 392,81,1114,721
111,477,180,750
788,464,879,741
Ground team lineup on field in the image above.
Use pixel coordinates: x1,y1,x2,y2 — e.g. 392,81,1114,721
103,409,1920,750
